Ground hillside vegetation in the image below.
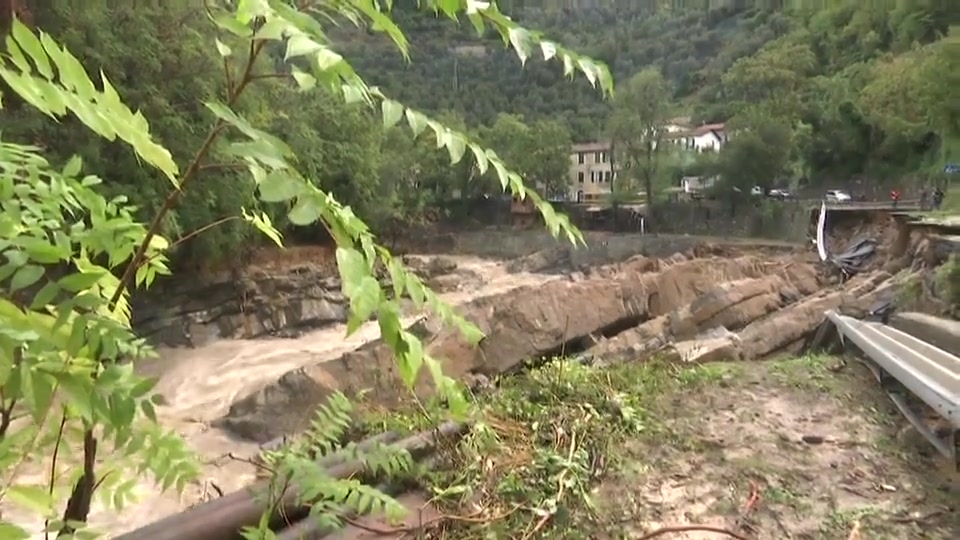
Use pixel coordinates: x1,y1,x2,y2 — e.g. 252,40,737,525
0,1,957,266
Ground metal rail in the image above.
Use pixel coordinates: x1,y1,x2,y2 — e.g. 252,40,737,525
826,310,959,468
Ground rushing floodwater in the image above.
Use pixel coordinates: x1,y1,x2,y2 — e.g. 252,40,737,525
3,256,557,536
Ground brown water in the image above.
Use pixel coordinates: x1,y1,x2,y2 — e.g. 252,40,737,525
2,256,556,536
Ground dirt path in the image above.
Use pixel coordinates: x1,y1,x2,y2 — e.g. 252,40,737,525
597,356,958,539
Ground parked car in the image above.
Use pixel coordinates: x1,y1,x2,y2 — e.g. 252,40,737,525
825,189,852,203
768,189,794,200
750,186,764,196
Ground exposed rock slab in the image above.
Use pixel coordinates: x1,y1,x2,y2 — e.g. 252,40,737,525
217,254,809,442
737,270,890,358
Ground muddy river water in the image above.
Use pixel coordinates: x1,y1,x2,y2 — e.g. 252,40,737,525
2,256,557,536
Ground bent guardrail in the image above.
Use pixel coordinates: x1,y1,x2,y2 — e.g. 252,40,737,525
826,310,959,468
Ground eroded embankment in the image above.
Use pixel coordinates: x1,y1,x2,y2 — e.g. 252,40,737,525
215,244,905,445
39,219,952,536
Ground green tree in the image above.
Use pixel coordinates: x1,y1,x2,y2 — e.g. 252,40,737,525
720,34,816,122
0,3,611,538
609,68,672,205
478,113,572,199
715,110,795,193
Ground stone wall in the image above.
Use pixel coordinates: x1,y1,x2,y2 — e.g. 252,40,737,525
408,230,799,266
647,200,810,240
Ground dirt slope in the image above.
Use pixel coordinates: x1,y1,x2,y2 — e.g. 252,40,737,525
597,357,958,539
420,356,957,540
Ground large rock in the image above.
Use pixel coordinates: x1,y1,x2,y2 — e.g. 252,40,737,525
504,247,572,274
133,267,347,347
589,263,822,365
737,270,890,358
217,254,804,442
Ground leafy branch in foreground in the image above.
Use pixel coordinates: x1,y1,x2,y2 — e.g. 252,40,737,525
0,0,612,536
241,392,411,539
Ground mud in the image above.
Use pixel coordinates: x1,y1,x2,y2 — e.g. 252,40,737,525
597,356,958,539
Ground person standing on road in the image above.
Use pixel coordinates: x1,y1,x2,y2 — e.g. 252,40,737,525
932,186,944,210
890,188,901,208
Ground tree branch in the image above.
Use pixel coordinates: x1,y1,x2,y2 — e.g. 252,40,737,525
59,33,269,532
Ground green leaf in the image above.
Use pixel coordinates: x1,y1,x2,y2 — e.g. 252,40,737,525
258,171,303,203
30,281,59,310
405,109,427,137
445,132,466,164
508,27,532,65
335,247,366,291
347,276,381,334
6,484,55,515
10,264,44,291
285,35,324,60
11,20,52,79
0,523,30,540
290,67,316,90
58,271,106,292
387,258,406,298
397,332,424,388
381,99,404,129
61,154,82,177
215,38,232,57
241,208,284,247
287,196,323,226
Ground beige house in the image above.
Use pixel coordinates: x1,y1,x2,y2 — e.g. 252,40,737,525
568,141,618,203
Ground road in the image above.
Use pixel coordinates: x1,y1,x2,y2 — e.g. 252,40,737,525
826,310,959,466
813,199,922,212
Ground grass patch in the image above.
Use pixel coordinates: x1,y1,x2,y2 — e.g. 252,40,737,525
356,358,741,539
767,353,843,393
352,355,957,539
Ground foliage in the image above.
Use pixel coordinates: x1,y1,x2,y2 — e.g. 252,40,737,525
343,3,791,140
377,357,733,538
3,2,954,267
714,110,796,192
0,2,612,537
477,113,573,199
242,392,412,539
610,68,673,203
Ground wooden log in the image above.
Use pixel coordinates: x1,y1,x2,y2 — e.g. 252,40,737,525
113,422,466,540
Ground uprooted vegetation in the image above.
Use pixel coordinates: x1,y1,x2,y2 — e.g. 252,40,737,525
359,356,958,539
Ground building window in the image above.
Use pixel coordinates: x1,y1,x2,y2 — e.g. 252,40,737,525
577,153,585,164
604,171,611,182
590,171,596,183
578,171,584,184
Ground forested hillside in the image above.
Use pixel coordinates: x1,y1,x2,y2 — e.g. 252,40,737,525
0,1,957,268
348,1,957,182
342,4,790,139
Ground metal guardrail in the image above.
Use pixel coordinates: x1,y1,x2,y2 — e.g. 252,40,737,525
826,310,959,468
815,200,922,211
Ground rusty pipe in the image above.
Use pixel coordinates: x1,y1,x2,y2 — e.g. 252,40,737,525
274,458,438,540
113,421,465,540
